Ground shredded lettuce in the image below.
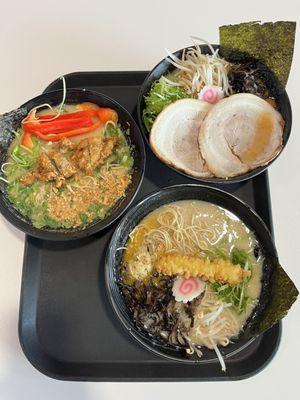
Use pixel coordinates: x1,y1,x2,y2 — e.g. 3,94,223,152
142,77,189,131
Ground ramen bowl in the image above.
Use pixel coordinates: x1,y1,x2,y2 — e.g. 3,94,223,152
137,45,292,184
0,89,145,240
105,184,277,364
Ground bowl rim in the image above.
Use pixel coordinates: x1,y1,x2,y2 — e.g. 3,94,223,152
136,44,292,184
0,88,146,241
105,183,278,364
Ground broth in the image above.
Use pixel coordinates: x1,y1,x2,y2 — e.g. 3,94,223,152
4,104,133,229
122,200,263,352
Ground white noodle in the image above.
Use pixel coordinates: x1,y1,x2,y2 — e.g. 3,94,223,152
211,340,226,372
22,76,67,125
125,203,246,371
1,162,13,174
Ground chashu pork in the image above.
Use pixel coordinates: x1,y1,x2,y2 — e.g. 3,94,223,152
150,99,213,178
199,93,284,178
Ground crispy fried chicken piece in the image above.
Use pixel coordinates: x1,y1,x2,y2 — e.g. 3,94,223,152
59,138,75,152
20,135,118,186
34,153,59,182
21,152,75,188
155,253,251,286
21,152,61,187
89,137,118,168
71,145,91,174
20,171,36,186
71,136,118,174
50,151,76,178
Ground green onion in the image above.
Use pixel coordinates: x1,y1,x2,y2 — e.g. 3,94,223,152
210,246,254,314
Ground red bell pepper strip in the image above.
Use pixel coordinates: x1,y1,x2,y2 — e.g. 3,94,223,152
24,119,103,142
75,103,118,123
25,116,94,135
20,106,118,147
21,132,34,148
36,110,98,120
97,108,117,123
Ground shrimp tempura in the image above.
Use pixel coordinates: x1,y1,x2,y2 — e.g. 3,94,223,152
155,253,251,285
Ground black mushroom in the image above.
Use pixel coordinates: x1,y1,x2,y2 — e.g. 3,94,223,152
120,273,203,351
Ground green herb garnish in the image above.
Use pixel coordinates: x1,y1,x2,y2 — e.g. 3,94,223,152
211,247,253,314
142,77,189,131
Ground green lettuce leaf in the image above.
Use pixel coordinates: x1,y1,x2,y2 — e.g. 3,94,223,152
142,77,188,131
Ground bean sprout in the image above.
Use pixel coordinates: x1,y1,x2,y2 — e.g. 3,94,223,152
165,37,233,97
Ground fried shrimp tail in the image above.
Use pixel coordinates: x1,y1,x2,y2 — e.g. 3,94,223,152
155,253,251,285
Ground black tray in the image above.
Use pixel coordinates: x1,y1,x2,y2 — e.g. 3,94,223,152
18,71,281,381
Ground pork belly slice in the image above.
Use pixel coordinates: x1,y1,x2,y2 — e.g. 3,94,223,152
50,151,76,178
199,93,284,178
150,99,213,178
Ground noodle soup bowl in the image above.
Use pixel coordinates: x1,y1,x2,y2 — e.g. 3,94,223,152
137,45,292,184
0,89,145,240
105,184,278,365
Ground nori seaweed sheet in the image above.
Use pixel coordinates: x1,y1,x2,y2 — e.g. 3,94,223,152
245,256,298,337
219,21,296,90
0,108,28,193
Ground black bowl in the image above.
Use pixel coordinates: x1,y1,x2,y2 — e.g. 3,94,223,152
0,89,145,240
105,184,277,363
137,45,292,184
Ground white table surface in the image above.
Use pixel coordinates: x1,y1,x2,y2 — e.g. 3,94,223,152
0,1,299,399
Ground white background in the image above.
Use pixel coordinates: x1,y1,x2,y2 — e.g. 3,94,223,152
0,1,299,399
